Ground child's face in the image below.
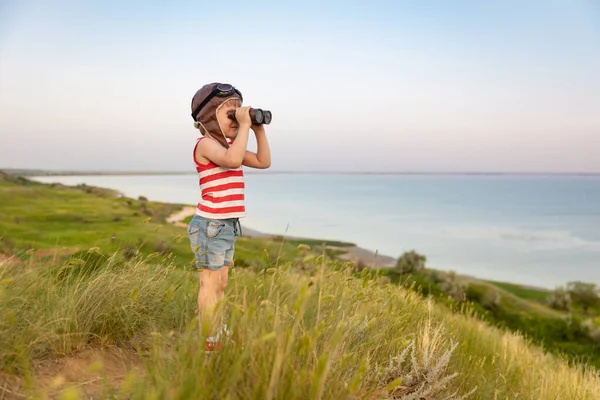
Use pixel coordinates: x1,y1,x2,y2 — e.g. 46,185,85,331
216,99,241,139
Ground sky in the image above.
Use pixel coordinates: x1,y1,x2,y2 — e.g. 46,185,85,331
0,0,599,173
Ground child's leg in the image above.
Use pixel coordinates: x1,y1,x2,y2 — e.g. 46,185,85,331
188,215,236,340
198,269,221,336
217,265,229,303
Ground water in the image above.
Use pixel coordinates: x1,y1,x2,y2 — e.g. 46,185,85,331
32,173,600,289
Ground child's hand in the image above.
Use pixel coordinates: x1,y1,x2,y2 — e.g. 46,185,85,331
235,106,252,128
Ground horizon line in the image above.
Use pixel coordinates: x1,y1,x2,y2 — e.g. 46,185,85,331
3,168,600,177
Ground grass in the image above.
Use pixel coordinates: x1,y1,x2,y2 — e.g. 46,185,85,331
2,172,600,398
485,279,550,303
2,250,600,399
381,268,600,370
0,173,304,270
485,278,600,317
274,237,356,248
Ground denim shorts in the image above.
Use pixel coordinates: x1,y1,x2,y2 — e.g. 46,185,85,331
187,214,241,271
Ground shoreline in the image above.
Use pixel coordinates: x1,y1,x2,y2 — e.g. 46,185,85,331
166,206,397,268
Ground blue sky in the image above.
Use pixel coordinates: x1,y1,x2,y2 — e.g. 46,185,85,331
0,0,599,172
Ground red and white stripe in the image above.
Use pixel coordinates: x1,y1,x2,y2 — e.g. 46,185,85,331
194,138,246,219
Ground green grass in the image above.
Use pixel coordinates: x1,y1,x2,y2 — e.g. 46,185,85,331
0,174,305,270
485,279,551,303
0,178,185,257
2,173,600,398
484,278,600,318
272,236,356,248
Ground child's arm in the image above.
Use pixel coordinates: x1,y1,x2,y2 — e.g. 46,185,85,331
198,107,252,169
242,124,271,169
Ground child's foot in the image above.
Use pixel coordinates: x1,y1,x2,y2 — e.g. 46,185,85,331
205,325,237,353
204,336,223,353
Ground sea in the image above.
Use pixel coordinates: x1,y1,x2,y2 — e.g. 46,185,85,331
31,173,600,289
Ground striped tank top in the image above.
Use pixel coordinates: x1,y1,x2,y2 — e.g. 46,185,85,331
193,137,246,219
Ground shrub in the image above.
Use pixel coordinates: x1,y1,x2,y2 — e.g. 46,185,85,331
439,271,468,303
395,250,426,274
427,269,446,284
547,286,572,311
481,290,502,309
582,319,600,343
375,322,476,399
566,281,600,314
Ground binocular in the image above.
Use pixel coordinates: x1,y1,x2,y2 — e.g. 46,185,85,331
227,108,272,125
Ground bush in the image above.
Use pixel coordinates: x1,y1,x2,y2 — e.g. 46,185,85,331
547,286,572,311
439,271,468,302
375,322,476,399
582,318,600,343
395,250,426,274
481,290,502,309
567,281,600,314
427,269,446,284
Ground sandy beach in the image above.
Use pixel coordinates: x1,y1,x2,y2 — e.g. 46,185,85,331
167,205,396,268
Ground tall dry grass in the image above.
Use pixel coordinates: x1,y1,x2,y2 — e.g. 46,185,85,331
1,249,599,399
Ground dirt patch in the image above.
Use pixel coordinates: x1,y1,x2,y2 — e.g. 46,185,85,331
0,248,80,267
0,254,21,266
1,347,141,399
332,245,396,268
166,206,196,227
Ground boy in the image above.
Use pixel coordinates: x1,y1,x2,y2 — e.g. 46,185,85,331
188,82,271,351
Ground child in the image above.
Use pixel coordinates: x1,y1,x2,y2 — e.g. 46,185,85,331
188,82,271,351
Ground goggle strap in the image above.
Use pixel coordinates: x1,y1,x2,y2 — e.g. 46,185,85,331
191,92,216,120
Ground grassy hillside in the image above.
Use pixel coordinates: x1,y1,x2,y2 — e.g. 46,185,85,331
2,173,600,399
484,279,550,303
2,248,600,398
381,266,600,370
0,172,302,270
